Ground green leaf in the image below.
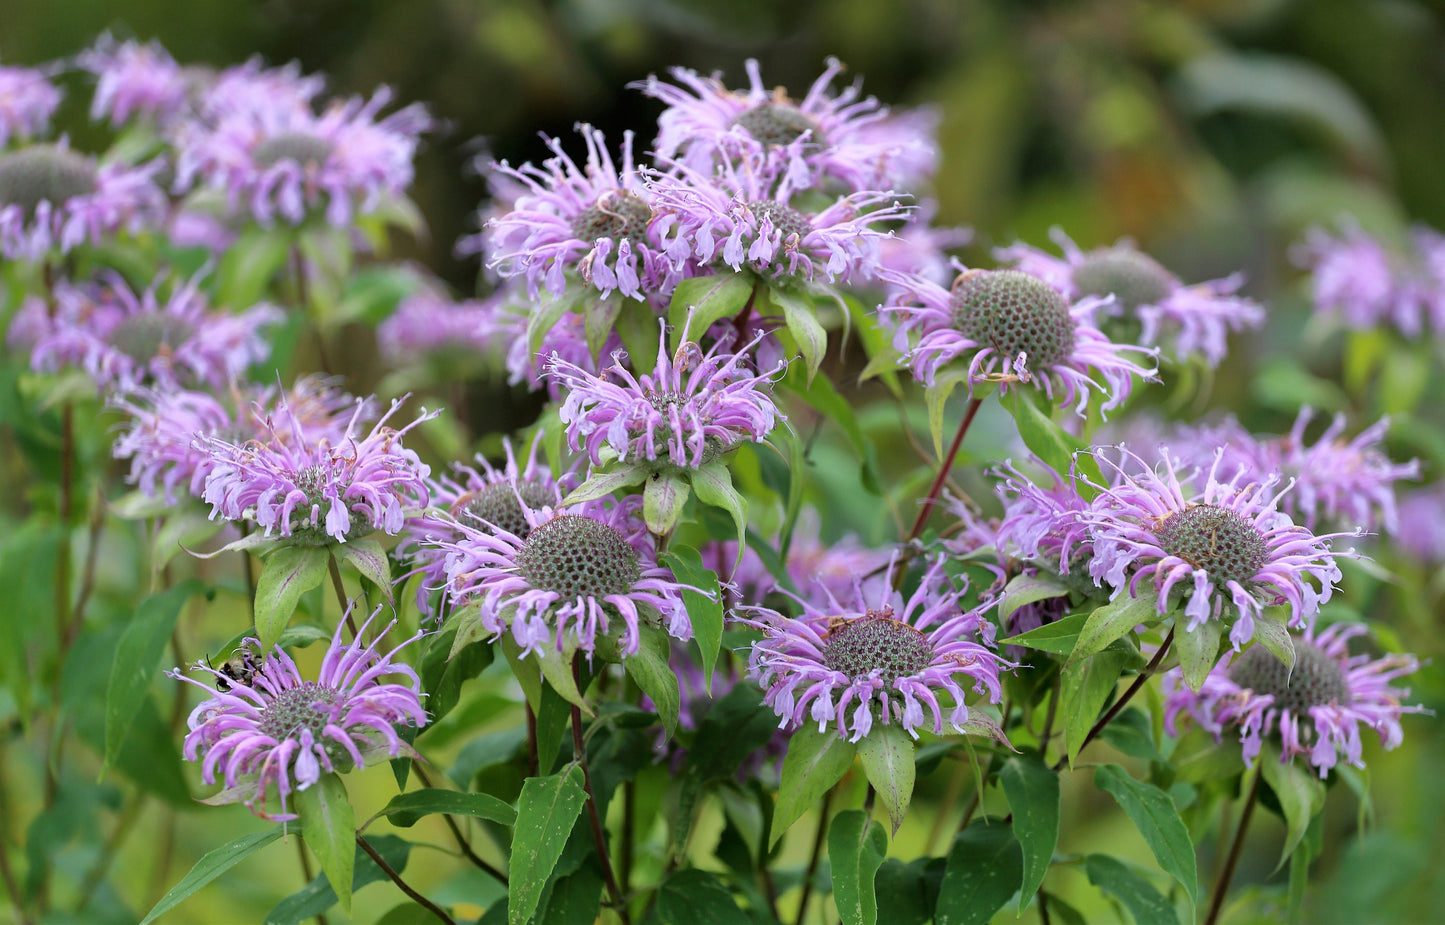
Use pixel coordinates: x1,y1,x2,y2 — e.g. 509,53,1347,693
999,611,1089,654
1000,752,1060,911
643,471,691,536
674,686,781,858
660,548,724,694
828,809,887,925
781,363,882,495
1093,764,1199,908
297,774,356,911
216,228,291,308
1007,389,1106,488
1252,611,1296,676
528,289,583,355
378,788,517,828
1260,749,1326,871
561,465,648,506
583,294,623,357
1068,591,1160,665
105,581,202,772
535,645,591,716
1083,854,1180,925
1062,647,1128,765
771,725,857,848
1175,618,1222,693
935,822,1023,925
509,766,588,925
771,286,827,383
255,544,329,652
857,724,914,836
1287,814,1323,924
690,459,748,552
614,297,661,374
419,620,495,731
266,835,414,925
656,868,750,925
999,573,1071,622
669,273,754,348
623,623,680,735
539,864,602,925
140,829,283,925
335,538,393,601
924,368,975,460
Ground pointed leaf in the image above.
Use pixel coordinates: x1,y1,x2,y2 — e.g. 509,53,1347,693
1175,618,1222,693
139,828,283,925
828,809,887,925
659,547,723,694
1083,854,1180,925
156,509,227,569
771,725,856,848
1252,610,1296,676
255,545,329,652
378,788,517,828
668,273,754,348
1000,573,1071,622
1000,752,1060,911
624,623,680,734
297,775,356,912
999,611,1089,655
105,581,203,771
772,287,827,383
1063,648,1129,765
614,298,661,374
335,538,393,601
536,645,591,716
509,766,588,925
1260,747,1326,871
183,528,276,560
936,822,1023,925
1068,591,1160,665
561,466,648,506
1093,764,1199,909
643,471,691,536
528,290,582,355
925,368,975,460
691,459,748,552
857,724,915,837
584,294,623,357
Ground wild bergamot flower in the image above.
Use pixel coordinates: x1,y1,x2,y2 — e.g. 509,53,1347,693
0,62,62,147
741,557,1008,742
885,267,1159,415
1294,221,1445,337
1163,622,1425,777
78,34,191,128
170,614,427,820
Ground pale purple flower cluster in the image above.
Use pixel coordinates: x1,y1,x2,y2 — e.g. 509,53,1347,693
996,229,1265,367
782,510,894,609
1396,483,1445,564
377,290,508,367
78,35,191,127
199,395,435,545
995,462,1096,581
0,63,62,146
742,557,1007,742
1163,622,1424,777
171,616,427,819
1296,222,1445,337
550,328,783,469
495,302,622,395
15,270,279,392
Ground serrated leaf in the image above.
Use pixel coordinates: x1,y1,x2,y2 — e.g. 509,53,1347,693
1068,591,1160,665
771,725,857,848
1093,764,1199,908
656,868,750,925
140,829,283,925
772,286,827,383
857,724,915,837
624,623,679,735
1260,747,1326,872
1063,648,1129,765
378,788,517,828
335,538,393,601
561,465,648,505
255,544,329,652
660,547,723,694
105,581,202,772
298,775,356,912
643,471,691,536
828,809,887,925
509,766,588,925
669,273,754,348
1083,854,1179,925
1000,752,1060,911
936,822,1023,925
999,611,1089,654
690,459,747,553
1176,618,1222,692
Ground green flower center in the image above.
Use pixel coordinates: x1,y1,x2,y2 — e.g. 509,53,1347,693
821,613,934,686
1072,249,1176,311
514,514,642,600
746,200,812,243
1152,504,1268,587
950,270,1076,370
0,145,99,219
731,103,826,148
570,190,652,244
1227,643,1348,713
253,132,334,169
107,313,195,363
452,479,553,540
258,681,344,742
284,464,368,545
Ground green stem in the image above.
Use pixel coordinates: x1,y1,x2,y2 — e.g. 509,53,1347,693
327,554,360,640
1204,765,1262,925
411,762,508,885
571,656,629,923
293,838,328,925
896,397,984,591
795,785,834,925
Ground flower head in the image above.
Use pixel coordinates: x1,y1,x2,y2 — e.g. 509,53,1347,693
199,395,435,545
782,509,893,609
741,557,1008,742
1295,223,1431,336
1396,483,1445,564
550,325,784,469
996,230,1264,367
377,289,509,367
0,63,62,146
885,268,1158,416
79,35,190,127
0,141,165,259
1163,622,1425,776
197,57,326,121
171,614,427,819
1086,449,1359,648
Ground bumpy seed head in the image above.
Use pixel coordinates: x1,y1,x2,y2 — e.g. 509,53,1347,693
1227,642,1348,714
730,103,826,148
821,614,935,686
514,514,642,600
292,464,332,506
950,269,1076,369
252,132,334,168
570,190,652,243
0,145,98,218
107,313,195,363
452,479,553,539
258,681,344,741
1153,504,1268,586
1072,249,1176,311
746,200,812,242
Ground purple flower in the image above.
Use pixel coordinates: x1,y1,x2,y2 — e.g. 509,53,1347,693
741,557,1008,742
0,141,166,259
877,200,972,288
439,496,696,659
782,509,893,609
1163,622,1425,777
199,395,436,545
79,35,190,127
634,57,938,192
649,152,911,286
1293,222,1445,337
170,615,427,819
174,86,429,227
377,289,509,367
111,377,362,504
476,125,677,302
497,301,623,396
995,462,1096,581
550,326,784,469
1396,483,1445,563
197,57,326,121
996,229,1264,367
0,63,62,146
1085,449,1359,648
16,269,279,392
885,268,1158,416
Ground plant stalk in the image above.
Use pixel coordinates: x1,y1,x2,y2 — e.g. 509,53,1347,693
571,656,629,923
1204,765,1262,925
1053,626,1175,771
357,833,455,925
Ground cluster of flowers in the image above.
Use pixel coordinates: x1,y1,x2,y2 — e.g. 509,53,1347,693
1297,221,1445,337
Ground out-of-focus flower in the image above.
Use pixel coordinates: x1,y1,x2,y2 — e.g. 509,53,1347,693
498,304,623,396
377,289,508,367
782,509,893,609
1396,483,1445,564
0,63,62,146
170,614,427,819
1295,222,1445,337
79,35,190,127
197,57,325,121
1163,622,1425,777
996,229,1264,367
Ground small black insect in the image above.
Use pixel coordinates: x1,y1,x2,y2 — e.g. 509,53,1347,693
208,647,260,692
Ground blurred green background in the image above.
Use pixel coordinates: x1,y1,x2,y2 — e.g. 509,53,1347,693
2,0,1443,922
